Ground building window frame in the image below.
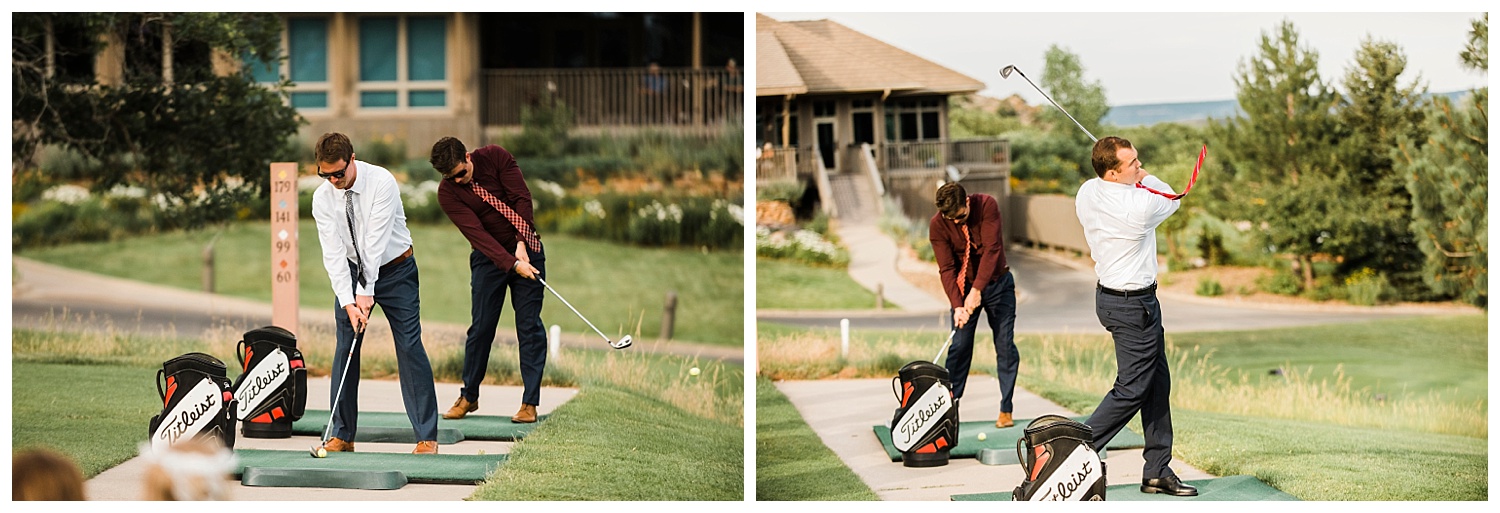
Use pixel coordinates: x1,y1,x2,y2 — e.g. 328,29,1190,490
354,13,450,115
254,15,332,114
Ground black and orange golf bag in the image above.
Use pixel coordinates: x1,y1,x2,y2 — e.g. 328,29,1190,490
1012,415,1106,501
231,326,308,438
148,352,237,450
888,360,959,467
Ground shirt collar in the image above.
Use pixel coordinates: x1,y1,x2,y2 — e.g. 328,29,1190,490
346,161,367,195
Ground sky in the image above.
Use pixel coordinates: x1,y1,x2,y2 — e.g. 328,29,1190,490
763,11,1489,106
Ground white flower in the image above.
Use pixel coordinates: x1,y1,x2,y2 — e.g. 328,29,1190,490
106,184,148,199
584,200,606,219
636,201,683,223
42,184,91,204
535,180,565,199
298,176,327,192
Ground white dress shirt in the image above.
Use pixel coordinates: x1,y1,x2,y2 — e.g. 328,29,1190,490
312,161,414,308
1075,174,1181,291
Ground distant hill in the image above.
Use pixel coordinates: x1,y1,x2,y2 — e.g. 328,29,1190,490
1102,90,1473,128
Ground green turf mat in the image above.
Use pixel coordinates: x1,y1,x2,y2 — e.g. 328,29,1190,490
951,475,1298,501
242,467,408,490
292,410,547,442
872,416,1144,461
233,449,508,485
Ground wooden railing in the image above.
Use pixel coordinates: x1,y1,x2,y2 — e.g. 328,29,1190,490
881,139,1011,170
482,67,743,128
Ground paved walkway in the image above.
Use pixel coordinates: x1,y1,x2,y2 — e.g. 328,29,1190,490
774,376,1212,501
86,378,576,501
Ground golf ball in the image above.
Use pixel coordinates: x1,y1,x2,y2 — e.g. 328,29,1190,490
315,448,328,458
977,433,987,441
689,367,701,376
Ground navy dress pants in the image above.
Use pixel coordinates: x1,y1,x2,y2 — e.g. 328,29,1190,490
944,269,1019,412
1085,288,1177,479
459,245,548,406
330,256,439,442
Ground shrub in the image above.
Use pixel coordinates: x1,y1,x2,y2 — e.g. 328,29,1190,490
1195,277,1224,297
756,226,850,267
1344,268,1393,306
757,181,806,210
1257,270,1302,296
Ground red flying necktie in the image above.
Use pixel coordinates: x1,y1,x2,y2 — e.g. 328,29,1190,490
1136,144,1206,200
470,182,541,253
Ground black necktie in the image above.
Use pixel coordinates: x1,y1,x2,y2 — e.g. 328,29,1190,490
345,190,366,287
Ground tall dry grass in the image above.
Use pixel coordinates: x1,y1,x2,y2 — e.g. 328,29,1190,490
759,330,1486,437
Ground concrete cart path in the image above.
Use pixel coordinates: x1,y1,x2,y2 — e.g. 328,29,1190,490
86,378,576,501
773,377,1212,501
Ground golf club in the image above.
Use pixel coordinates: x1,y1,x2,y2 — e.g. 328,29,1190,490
999,65,1098,143
536,276,632,349
932,328,958,364
311,324,365,458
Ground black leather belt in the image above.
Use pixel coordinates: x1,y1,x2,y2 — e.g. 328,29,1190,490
1097,281,1156,298
381,246,414,270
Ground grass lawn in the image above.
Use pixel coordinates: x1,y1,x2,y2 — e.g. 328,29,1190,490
17,220,743,346
472,386,743,500
756,257,879,310
755,376,877,501
13,328,744,499
1169,315,1488,404
12,362,165,477
756,315,1488,500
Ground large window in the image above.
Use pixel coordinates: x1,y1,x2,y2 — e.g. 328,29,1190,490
251,17,329,110
358,15,447,110
884,97,943,141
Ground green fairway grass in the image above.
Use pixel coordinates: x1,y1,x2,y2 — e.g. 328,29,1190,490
12,362,164,477
471,386,742,500
756,257,881,310
756,315,1487,500
17,220,742,345
13,326,744,498
755,376,878,501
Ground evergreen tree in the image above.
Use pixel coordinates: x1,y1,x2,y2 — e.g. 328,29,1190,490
1331,38,1429,298
1395,14,1487,307
1209,20,1343,290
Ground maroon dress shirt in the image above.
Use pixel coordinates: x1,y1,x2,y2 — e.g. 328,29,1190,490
928,193,1008,309
437,145,536,272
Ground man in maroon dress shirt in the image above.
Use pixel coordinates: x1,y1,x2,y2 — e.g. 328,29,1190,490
429,137,546,424
929,182,1020,428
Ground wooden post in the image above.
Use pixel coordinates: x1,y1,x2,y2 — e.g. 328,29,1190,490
661,291,678,340
876,283,885,310
270,162,299,336
202,241,214,293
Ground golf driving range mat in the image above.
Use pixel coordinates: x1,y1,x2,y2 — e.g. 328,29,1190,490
951,475,1297,501
233,449,509,488
872,416,1145,462
291,410,548,443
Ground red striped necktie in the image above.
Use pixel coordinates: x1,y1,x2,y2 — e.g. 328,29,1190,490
469,182,541,253
958,224,971,290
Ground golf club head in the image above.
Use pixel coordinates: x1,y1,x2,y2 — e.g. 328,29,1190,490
309,445,324,458
999,65,1018,78
610,335,633,350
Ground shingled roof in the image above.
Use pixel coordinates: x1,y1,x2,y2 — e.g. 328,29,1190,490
756,13,985,97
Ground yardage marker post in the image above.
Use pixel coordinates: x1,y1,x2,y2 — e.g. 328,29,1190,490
270,162,300,335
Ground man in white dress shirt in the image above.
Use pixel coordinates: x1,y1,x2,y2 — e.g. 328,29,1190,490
310,132,439,455
1075,136,1197,496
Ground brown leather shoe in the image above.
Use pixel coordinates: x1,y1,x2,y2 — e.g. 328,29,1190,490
412,440,438,454
443,396,478,420
996,412,1014,428
511,404,537,423
322,437,355,452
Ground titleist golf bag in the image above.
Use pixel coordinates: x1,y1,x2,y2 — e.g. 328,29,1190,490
148,352,237,451
1012,415,1106,501
888,361,959,467
231,326,308,438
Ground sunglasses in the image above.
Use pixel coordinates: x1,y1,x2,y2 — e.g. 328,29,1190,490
317,160,351,180
443,166,469,183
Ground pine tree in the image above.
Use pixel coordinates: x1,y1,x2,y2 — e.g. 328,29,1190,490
1330,38,1429,298
1209,20,1343,290
1395,14,1487,307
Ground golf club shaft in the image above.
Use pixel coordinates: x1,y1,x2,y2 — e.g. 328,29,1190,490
536,277,611,342
933,328,958,363
1005,67,1098,143
320,327,364,445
